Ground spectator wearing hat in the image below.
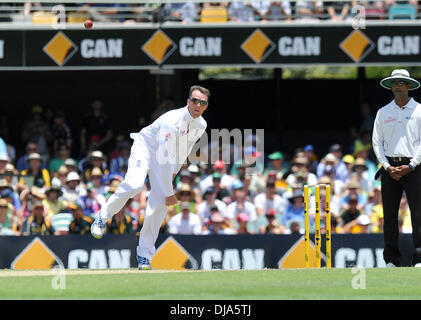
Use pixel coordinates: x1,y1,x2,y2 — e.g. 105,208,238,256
0,198,14,235
208,172,230,203
43,182,67,218
89,167,107,196
109,140,131,176
14,185,46,230
55,165,69,186
16,141,42,172
339,178,366,213
226,189,257,230
317,145,348,183
342,154,355,181
201,211,236,235
286,155,318,187
68,202,94,235
200,160,234,194
64,158,78,174
61,171,87,204
236,212,252,234
339,194,362,233
168,201,202,235
48,144,74,175
51,110,73,156
19,153,51,189
259,209,284,234
0,179,21,210
254,180,288,217
353,138,378,182
350,157,372,194
169,183,197,218
79,182,103,217
21,201,54,235
265,151,289,179
282,190,305,229
317,154,345,196
197,187,227,225
0,153,9,174
82,150,109,183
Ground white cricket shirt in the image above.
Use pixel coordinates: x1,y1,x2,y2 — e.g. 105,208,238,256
372,98,421,170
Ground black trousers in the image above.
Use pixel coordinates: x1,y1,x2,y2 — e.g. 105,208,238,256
381,161,421,266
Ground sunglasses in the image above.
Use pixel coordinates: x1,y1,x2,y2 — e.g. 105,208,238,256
189,97,208,106
391,81,408,86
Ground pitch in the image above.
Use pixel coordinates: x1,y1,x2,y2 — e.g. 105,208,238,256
1,268,420,300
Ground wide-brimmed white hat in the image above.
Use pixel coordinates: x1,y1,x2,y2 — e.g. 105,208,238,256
380,69,420,90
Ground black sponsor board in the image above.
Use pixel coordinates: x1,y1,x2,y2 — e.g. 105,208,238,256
0,233,415,269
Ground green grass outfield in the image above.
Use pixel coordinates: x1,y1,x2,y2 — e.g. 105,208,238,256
1,268,421,300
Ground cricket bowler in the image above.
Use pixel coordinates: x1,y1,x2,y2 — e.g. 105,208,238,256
91,85,209,270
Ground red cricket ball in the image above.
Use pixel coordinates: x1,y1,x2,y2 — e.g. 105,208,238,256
84,19,93,29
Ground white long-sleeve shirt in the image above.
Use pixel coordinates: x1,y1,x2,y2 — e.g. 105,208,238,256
130,106,207,197
372,98,421,170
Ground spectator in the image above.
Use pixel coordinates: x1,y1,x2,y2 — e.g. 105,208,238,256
342,154,355,182
370,199,384,233
163,2,199,22
228,1,257,21
350,157,372,194
254,180,288,217
210,172,231,203
168,201,202,235
200,160,234,193
317,148,348,183
106,202,134,235
198,187,227,225
226,189,257,229
79,182,103,217
201,211,236,234
51,110,72,155
282,189,305,228
61,171,87,204
108,133,126,162
287,220,302,234
353,137,378,182
325,1,351,21
236,212,252,234
89,167,107,196
262,1,292,21
16,141,40,172
340,194,362,233
399,193,412,234
68,202,93,235
109,140,130,176
80,98,113,155
171,183,197,217
48,144,73,175
0,198,14,235
21,105,51,163
82,150,109,183
259,208,284,234
295,0,324,20
339,178,366,212
43,182,67,218
55,165,69,186
317,154,345,196
303,145,318,175
19,153,51,189
286,156,318,187
21,201,54,235
2,163,20,192
239,173,258,202
264,151,289,180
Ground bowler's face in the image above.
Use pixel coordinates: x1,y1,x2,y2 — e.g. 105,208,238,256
187,90,209,119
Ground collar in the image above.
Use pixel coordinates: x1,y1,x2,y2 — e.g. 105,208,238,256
184,106,195,122
392,97,415,110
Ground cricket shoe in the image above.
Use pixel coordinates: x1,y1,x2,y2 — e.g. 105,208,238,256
138,256,152,270
91,215,106,239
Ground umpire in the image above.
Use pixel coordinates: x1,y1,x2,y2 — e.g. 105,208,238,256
372,69,421,267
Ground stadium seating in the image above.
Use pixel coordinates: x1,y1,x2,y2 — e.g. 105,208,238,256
32,11,58,24
200,6,228,23
388,4,417,20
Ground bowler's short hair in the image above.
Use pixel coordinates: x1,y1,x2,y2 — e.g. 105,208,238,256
189,85,210,99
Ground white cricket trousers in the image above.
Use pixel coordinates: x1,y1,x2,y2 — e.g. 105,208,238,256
100,135,168,261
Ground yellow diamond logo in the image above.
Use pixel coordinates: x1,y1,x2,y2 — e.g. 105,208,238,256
11,237,62,270
241,29,275,63
278,236,325,269
340,29,375,62
151,236,197,270
142,30,176,64
43,31,78,66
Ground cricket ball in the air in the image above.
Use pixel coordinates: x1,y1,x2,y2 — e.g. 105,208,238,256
84,19,93,29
